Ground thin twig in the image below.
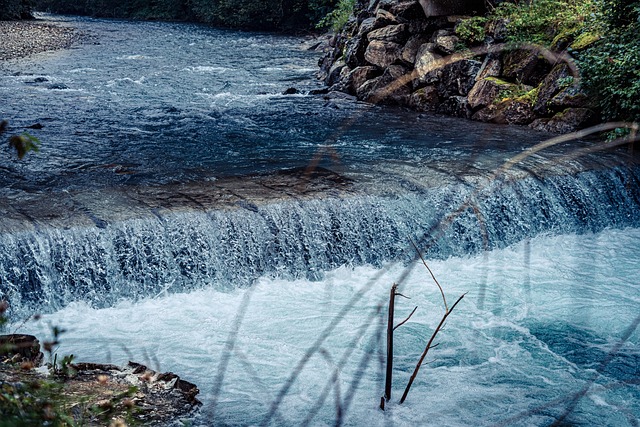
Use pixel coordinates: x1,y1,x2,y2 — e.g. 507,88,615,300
410,238,448,312
393,306,417,331
400,293,466,404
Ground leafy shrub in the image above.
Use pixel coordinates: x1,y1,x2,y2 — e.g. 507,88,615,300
316,0,354,32
455,16,488,45
578,0,640,123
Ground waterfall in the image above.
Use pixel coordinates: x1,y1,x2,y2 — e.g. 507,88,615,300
1,164,639,316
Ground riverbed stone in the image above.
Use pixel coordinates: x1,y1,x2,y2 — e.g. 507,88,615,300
364,40,402,68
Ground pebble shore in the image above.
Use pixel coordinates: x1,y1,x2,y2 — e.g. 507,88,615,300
0,19,81,61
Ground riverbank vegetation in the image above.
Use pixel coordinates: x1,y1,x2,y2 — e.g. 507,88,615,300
456,0,640,125
30,0,338,31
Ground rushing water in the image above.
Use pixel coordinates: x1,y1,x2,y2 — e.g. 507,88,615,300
1,15,639,426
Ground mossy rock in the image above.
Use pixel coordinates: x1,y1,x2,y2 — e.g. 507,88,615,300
569,32,601,51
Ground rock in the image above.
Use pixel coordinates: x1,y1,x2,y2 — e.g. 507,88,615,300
367,24,409,44
529,108,596,133
502,49,551,86
0,334,43,365
326,60,347,86
472,99,536,125
309,88,330,95
476,54,502,80
436,59,482,97
282,87,299,95
364,40,403,68
408,86,440,111
467,77,513,109
533,62,572,116
388,0,425,21
345,36,368,68
47,83,69,90
436,95,472,118
26,123,44,129
358,17,378,36
432,29,459,55
346,66,381,95
413,43,443,86
399,35,429,66
33,77,49,83
375,9,399,26
485,18,509,42
419,0,485,17
549,85,590,110
357,65,411,103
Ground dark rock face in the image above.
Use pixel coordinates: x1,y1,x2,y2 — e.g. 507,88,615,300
529,108,596,133
316,0,596,133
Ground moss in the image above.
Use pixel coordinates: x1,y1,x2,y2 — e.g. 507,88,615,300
569,31,601,50
484,76,514,86
515,86,540,105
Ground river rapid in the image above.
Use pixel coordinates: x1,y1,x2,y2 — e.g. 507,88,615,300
0,15,639,426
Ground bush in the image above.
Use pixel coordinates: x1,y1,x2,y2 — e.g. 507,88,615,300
316,0,354,32
578,0,640,123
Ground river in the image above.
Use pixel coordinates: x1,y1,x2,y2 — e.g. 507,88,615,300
0,15,639,426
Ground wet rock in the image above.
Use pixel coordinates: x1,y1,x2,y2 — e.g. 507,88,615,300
364,40,403,68
529,108,595,133
47,83,69,90
282,87,299,95
0,334,43,365
436,95,472,118
367,24,409,44
388,0,425,21
26,123,44,129
374,9,399,26
357,17,378,36
358,64,411,103
502,48,550,86
33,77,49,83
408,86,440,111
326,60,347,86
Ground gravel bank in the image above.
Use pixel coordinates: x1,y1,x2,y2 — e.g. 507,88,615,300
0,19,81,61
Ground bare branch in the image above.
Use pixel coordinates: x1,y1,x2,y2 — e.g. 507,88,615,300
393,306,418,331
395,292,411,299
410,238,448,312
400,293,466,404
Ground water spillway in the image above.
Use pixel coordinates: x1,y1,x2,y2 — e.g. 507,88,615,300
1,15,639,427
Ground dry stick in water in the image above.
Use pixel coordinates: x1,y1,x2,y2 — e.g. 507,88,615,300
399,293,466,404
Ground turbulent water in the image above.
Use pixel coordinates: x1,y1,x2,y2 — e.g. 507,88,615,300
1,14,639,427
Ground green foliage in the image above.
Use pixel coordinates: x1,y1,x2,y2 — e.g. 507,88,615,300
8,133,40,159
455,16,488,44
316,0,354,32
0,0,32,20
492,0,596,46
33,0,337,31
578,0,640,123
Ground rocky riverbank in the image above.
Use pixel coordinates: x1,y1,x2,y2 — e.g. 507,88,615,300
0,18,81,61
318,0,599,133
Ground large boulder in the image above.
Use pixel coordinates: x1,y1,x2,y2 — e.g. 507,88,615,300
365,40,403,68
418,0,485,17
529,108,596,133
413,43,443,86
357,64,411,103
399,35,429,66
0,334,43,365
432,29,459,55
346,66,382,95
473,99,537,125
436,96,472,118
467,77,513,109
345,36,368,68
436,59,482,97
533,62,572,116
502,49,551,86
388,0,425,20
367,24,409,44
408,86,440,111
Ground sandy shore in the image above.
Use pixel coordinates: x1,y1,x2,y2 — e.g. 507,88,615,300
0,18,81,61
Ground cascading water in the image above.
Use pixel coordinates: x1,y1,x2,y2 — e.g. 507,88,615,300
1,14,638,427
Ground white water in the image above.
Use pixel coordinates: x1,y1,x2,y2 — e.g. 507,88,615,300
18,227,640,426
